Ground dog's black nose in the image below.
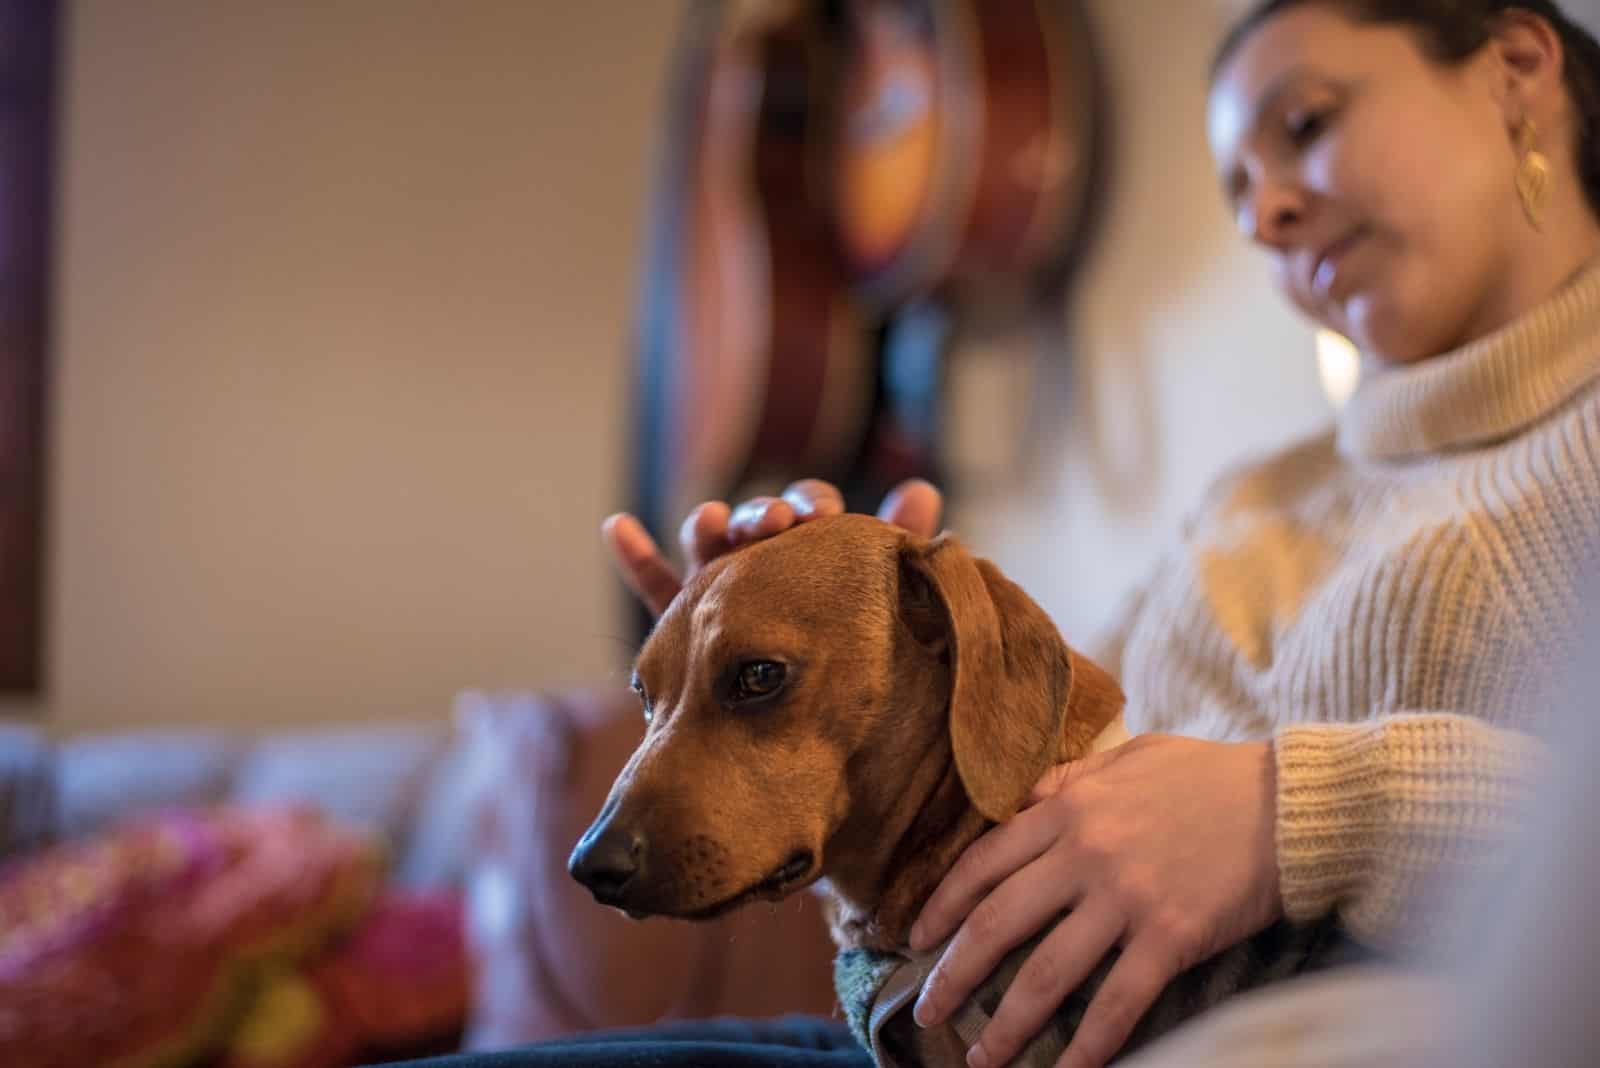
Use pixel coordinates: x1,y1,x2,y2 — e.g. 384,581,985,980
568,823,646,905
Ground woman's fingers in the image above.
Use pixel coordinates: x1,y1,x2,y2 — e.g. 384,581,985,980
781,479,847,520
604,478,943,618
878,478,943,537
778,476,941,534
1055,938,1178,1068
726,496,797,545
679,501,733,573
912,847,1080,1030
966,900,1128,1068
602,513,683,617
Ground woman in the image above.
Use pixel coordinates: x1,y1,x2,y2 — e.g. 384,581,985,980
413,2,1600,1067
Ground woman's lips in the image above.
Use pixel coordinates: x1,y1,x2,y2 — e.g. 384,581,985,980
1312,228,1367,300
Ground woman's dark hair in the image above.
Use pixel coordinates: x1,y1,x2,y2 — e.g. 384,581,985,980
1213,0,1600,220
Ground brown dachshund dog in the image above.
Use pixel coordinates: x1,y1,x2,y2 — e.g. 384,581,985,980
568,513,1123,1062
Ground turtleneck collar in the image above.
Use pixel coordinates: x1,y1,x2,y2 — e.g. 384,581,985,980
1337,259,1600,461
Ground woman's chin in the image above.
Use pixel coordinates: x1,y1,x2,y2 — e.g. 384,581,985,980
1344,300,1431,366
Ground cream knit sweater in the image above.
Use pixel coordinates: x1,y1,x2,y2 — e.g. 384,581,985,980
1098,261,1600,951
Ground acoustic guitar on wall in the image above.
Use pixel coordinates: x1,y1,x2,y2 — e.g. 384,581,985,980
828,0,1105,497
834,0,1103,310
629,0,1106,640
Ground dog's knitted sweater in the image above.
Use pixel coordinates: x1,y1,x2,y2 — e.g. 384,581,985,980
1098,258,1600,952
834,916,1358,1067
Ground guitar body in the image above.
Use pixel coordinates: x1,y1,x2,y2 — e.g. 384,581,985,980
834,0,959,304
834,0,1103,309
631,0,1106,621
680,18,766,520
735,9,876,493
828,0,1105,502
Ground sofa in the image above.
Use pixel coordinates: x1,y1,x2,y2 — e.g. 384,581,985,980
0,686,839,1066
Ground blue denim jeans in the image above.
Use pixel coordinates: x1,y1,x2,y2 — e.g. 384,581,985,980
374,1015,872,1068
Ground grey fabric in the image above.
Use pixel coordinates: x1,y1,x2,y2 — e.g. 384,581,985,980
56,729,239,837
232,724,448,864
0,721,465,885
842,915,1367,1068
0,724,54,862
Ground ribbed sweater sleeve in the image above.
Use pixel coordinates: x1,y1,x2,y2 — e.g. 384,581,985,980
1273,714,1546,949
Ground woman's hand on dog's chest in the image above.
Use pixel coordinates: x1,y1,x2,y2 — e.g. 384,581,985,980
908,734,1282,1068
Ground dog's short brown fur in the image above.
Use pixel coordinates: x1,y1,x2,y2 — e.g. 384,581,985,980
569,513,1123,956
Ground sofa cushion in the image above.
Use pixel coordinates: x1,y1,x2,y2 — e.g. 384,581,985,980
56,730,239,838
0,725,53,860
395,729,484,888
231,725,448,864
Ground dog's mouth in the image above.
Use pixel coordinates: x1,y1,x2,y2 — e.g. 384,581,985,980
676,849,818,921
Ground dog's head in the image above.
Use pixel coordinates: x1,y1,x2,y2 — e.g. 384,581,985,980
568,514,1121,920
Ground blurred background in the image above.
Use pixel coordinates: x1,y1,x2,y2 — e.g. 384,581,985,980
5,3,1600,1066
2,0,1593,725
0,0,1375,735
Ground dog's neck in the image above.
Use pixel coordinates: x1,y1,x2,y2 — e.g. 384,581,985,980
825,749,991,953
816,655,993,953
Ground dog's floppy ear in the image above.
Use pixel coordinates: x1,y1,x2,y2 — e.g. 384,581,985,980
899,532,1122,822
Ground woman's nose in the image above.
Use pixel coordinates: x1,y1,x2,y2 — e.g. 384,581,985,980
1242,177,1306,249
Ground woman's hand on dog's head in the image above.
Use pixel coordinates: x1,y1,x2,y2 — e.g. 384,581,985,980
603,478,945,618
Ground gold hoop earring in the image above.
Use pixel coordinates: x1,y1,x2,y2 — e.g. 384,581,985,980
1516,118,1551,230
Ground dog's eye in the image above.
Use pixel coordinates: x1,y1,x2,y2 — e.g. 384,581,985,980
631,680,653,724
733,660,787,702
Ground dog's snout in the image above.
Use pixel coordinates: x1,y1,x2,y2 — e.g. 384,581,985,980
568,823,647,905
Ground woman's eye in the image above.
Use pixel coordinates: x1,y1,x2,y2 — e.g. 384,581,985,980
1286,108,1330,146
733,660,787,702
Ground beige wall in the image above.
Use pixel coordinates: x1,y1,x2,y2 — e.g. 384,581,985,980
6,0,679,732
6,0,1444,733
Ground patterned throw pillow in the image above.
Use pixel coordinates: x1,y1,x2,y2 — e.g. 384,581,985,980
315,889,468,1048
218,889,469,1068
0,805,383,1068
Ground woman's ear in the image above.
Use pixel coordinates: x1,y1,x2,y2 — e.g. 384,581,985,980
1486,10,1568,134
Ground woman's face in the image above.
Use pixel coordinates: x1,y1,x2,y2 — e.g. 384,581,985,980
1208,5,1522,363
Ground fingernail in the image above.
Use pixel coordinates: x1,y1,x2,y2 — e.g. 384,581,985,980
913,995,936,1028
731,500,766,527
783,492,815,518
908,920,926,950
967,1044,991,1068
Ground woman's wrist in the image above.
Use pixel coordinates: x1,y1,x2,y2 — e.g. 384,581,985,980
1254,738,1285,919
